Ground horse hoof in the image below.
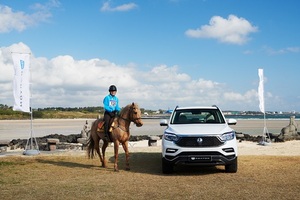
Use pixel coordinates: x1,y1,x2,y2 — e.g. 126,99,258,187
114,169,119,172
125,167,130,171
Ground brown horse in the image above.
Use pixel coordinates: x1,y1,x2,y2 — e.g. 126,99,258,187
87,102,143,171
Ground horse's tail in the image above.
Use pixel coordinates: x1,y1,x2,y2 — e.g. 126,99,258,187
87,120,97,159
87,136,95,159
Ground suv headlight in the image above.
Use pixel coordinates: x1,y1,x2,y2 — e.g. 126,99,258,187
221,131,235,141
163,132,179,142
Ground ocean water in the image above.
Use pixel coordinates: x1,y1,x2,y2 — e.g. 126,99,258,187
225,114,300,120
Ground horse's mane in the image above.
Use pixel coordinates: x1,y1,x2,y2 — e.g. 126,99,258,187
119,104,132,116
119,103,138,117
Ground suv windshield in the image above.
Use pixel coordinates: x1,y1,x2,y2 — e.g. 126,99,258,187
170,108,225,124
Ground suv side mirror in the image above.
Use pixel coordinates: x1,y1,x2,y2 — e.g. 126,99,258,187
227,118,237,125
160,119,168,126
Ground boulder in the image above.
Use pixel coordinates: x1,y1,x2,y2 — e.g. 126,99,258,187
277,116,299,141
46,138,59,151
148,136,160,146
0,139,10,153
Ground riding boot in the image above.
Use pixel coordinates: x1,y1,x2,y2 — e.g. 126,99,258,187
107,118,114,142
104,123,110,142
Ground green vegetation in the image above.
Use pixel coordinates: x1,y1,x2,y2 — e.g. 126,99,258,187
0,104,105,119
0,104,152,119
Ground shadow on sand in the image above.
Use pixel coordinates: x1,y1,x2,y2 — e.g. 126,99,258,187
108,152,225,175
36,158,97,169
33,151,225,175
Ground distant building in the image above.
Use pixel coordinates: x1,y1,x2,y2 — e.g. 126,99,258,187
164,109,173,114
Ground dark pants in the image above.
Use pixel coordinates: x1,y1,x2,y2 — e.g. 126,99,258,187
104,111,116,136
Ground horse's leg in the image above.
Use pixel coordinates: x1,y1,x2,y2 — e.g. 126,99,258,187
113,140,120,172
94,137,104,167
122,141,130,170
101,140,109,168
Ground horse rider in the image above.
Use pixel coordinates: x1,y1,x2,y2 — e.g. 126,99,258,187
103,85,121,141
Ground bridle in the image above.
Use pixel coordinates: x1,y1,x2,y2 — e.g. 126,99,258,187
116,105,141,133
117,105,142,128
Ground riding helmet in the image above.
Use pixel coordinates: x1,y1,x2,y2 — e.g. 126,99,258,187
109,85,117,92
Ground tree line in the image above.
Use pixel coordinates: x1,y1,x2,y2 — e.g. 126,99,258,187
0,104,151,119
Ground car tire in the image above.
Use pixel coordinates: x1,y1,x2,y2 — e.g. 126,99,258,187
225,157,238,173
162,158,173,174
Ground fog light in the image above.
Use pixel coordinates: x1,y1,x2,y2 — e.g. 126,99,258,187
222,148,235,153
166,148,178,153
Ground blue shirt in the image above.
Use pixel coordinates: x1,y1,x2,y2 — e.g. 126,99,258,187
103,94,121,113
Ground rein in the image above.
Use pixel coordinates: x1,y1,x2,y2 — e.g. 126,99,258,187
116,105,141,132
118,105,141,124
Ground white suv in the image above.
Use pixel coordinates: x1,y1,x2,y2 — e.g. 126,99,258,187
160,105,238,174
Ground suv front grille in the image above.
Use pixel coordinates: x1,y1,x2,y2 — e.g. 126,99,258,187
175,136,224,147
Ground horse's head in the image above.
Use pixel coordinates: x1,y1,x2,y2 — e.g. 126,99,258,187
130,102,143,127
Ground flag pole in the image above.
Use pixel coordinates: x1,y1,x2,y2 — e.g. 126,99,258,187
23,107,40,155
23,53,40,155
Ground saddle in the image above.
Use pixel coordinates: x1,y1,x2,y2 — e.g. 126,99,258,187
97,121,115,133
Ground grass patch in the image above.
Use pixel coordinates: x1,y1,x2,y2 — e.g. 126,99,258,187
1,154,300,200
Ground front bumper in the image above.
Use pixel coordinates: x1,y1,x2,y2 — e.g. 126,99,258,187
162,138,238,166
163,151,237,166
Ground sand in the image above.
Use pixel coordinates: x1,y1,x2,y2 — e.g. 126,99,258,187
2,139,299,157
130,139,300,156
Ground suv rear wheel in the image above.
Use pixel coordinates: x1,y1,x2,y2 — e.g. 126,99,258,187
162,158,173,174
225,157,238,173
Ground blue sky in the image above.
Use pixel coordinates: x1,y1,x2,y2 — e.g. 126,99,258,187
0,0,299,112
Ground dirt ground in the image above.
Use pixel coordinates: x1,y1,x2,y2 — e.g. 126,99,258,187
1,140,300,200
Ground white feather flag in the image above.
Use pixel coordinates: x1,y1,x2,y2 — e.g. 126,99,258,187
11,53,31,113
258,68,265,113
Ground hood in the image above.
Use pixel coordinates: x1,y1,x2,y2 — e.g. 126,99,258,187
166,124,233,135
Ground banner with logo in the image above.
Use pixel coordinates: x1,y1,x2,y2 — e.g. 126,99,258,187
11,53,31,113
258,68,265,113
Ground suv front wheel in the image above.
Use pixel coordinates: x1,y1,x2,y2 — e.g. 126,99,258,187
225,157,238,173
162,158,173,174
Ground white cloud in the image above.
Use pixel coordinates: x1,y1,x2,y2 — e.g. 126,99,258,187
224,90,257,102
100,1,138,12
0,1,59,33
263,46,300,55
1,43,262,110
185,15,258,45
142,65,191,83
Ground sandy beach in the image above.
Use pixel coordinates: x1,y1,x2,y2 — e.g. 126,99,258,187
0,118,298,140
2,139,300,157
126,139,300,156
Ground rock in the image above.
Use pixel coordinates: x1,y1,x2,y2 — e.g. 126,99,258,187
77,137,88,150
278,116,299,141
148,136,160,146
46,138,59,151
0,140,10,153
81,120,90,138
236,132,245,140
